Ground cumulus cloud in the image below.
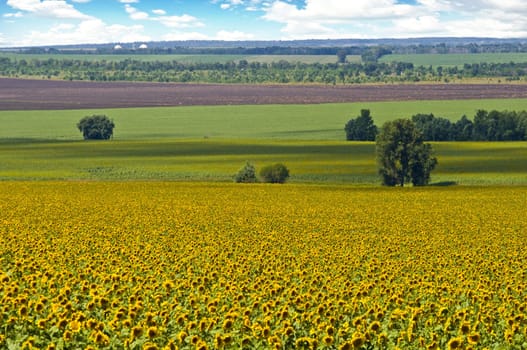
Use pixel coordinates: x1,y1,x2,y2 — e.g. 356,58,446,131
6,0,93,20
3,12,24,18
15,18,151,46
124,4,204,29
217,0,265,11
156,14,204,28
263,0,417,22
125,4,149,20
260,0,527,38
118,0,139,3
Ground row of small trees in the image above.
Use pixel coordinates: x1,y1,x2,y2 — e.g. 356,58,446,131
346,109,527,142
234,162,290,184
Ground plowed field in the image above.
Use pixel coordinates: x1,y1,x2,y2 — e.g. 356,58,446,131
1,78,527,110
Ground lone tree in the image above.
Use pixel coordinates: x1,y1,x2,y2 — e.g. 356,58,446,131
234,162,258,183
345,109,378,141
260,163,290,183
376,119,437,186
77,115,115,140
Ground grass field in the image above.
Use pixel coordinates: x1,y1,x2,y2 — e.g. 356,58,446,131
1,138,525,185
379,52,527,67
2,99,527,141
0,52,343,64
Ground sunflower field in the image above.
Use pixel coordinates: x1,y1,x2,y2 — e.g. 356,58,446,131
1,182,526,350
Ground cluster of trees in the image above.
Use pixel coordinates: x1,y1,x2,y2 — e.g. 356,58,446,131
3,56,527,84
346,109,527,142
234,162,290,184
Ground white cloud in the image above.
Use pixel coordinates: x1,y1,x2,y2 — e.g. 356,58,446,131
118,0,139,3
261,0,527,38
391,15,445,37
3,12,24,18
264,0,417,22
124,4,204,29
6,0,93,20
15,19,150,46
71,0,92,3
125,4,149,20
218,0,265,11
156,14,204,28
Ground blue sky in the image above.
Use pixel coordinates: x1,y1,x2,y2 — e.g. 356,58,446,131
1,0,527,47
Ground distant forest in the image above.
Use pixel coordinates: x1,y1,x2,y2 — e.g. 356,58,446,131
2,40,527,84
2,56,527,84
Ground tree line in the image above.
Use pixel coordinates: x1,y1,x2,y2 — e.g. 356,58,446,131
2,56,527,84
346,109,527,142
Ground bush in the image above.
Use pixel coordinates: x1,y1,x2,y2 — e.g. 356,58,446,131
234,162,258,183
259,163,290,183
77,115,115,140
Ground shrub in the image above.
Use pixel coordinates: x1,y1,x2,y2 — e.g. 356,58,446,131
77,115,115,140
234,162,258,183
259,163,290,184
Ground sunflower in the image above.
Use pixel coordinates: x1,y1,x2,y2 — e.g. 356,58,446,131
351,332,366,348
368,320,381,333
195,341,208,350
63,330,73,342
69,319,81,333
37,318,47,329
459,322,471,334
92,331,110,346
322,335,334,346
467,333,480,344
214,334,224,348
447,337,463,349
142,342,158,350
131,325,144,340
56,318,68,329
177,331,188,343
147,326,158,339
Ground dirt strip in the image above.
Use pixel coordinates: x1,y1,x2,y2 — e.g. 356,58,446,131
1,78,526,110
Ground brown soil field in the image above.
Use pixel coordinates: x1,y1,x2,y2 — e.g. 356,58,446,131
1,78,527,110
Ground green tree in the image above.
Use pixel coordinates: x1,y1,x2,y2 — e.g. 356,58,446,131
234,162,257,183
260,163,290,184
77,115,115,140
344,109,378,141
336,49,347,64
376,119,437,186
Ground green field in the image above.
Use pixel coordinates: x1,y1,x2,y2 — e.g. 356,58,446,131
1,98,526,185
0,52,343,64
1,138,525,184
379,52,527,67
2,98,527,141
